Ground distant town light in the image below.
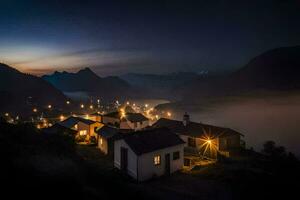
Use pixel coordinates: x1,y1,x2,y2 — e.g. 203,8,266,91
48,105,52,109
80,104,84,108
4,113,9,117
33,108,38,112
66,101,70,105
126,101,130,105
167,112,172,117
60,115,65,121
89,105,93,109
145,104,149,108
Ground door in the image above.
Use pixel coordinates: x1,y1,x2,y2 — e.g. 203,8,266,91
165,153,171,175
120,147,128,172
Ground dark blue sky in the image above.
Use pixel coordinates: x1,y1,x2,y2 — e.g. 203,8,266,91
1,0,300,76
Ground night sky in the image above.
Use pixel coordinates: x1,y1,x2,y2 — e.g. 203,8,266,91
1,0,300,76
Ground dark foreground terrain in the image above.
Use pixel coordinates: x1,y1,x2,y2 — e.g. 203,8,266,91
1,119,299,200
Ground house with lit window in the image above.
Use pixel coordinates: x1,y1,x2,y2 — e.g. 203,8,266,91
95,125,132,155
114,128,185,182
120,113,149,131
152,113,245,160
59,116,103,144
103,111,149,131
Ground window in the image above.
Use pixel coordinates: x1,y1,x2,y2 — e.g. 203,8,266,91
79,130,87,136
100,138,103,145
74,124,78,130
173,151,180,160
188,137,196,147
154,155,161,165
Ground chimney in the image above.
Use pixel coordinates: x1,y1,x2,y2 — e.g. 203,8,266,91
183,112,190,126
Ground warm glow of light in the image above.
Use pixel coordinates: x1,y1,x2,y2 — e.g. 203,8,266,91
145,104,148,108
37,124,41,129
48,104,52,109
199,129,218,158
66,101,70,105
126,101,130,105
80,104,84,108
85,114,89,119
89,105,93,109
120,108,126,118
33,108,38,112
97,99,100,103
155,115,159,120
167,112,172,117
5,113,9,117
60,115,65,121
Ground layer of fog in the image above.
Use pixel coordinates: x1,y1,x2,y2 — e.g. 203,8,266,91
170,94,300,156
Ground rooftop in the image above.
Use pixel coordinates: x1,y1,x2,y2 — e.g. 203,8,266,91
152,118,243,138
121,128,185,155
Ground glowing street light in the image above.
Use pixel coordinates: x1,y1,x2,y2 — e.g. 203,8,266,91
48,105,52,109
66,101,70,105
60,115,65,121
126,101,130,105
33,108,38,113
80,104,84,109
4,113,9,117
89,105,93,109
167,112,172,117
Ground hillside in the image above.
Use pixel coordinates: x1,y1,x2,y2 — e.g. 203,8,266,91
43,68,133,101
0,63,67,114
181,46,300,101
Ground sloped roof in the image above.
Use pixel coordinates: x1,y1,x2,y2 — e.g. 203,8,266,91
95,125,132,139
103,111,122,119
42,123,77,135
152,118,243,138
125,113,148,122
59,116,97,128
122,128,185,155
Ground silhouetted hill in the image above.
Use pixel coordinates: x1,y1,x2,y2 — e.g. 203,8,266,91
0,63,67,113
43,68,132,101
182,46,300,101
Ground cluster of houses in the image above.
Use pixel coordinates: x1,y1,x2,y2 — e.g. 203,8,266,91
44,108,245,182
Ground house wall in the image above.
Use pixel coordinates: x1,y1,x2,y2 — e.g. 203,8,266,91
77,121,103,142
103,116,120,126
114,139,138,179
137,144,184,182
218,134,241,151
120,120,149,131
98,136,108,154
180,135,219,159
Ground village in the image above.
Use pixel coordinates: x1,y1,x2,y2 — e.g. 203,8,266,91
33,100,247,182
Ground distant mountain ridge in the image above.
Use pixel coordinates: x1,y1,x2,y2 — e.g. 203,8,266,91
120,72,205,100
181,46,300,101
0,63,67,113
43,67,132,101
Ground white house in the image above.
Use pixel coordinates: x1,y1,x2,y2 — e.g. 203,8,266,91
114,128,185,182
120,113,149,131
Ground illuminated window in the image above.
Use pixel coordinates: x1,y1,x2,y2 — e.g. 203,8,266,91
74,124,78,130
173,151,180,160
100,138,103,145
79,130,87,136
154,155,161,165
